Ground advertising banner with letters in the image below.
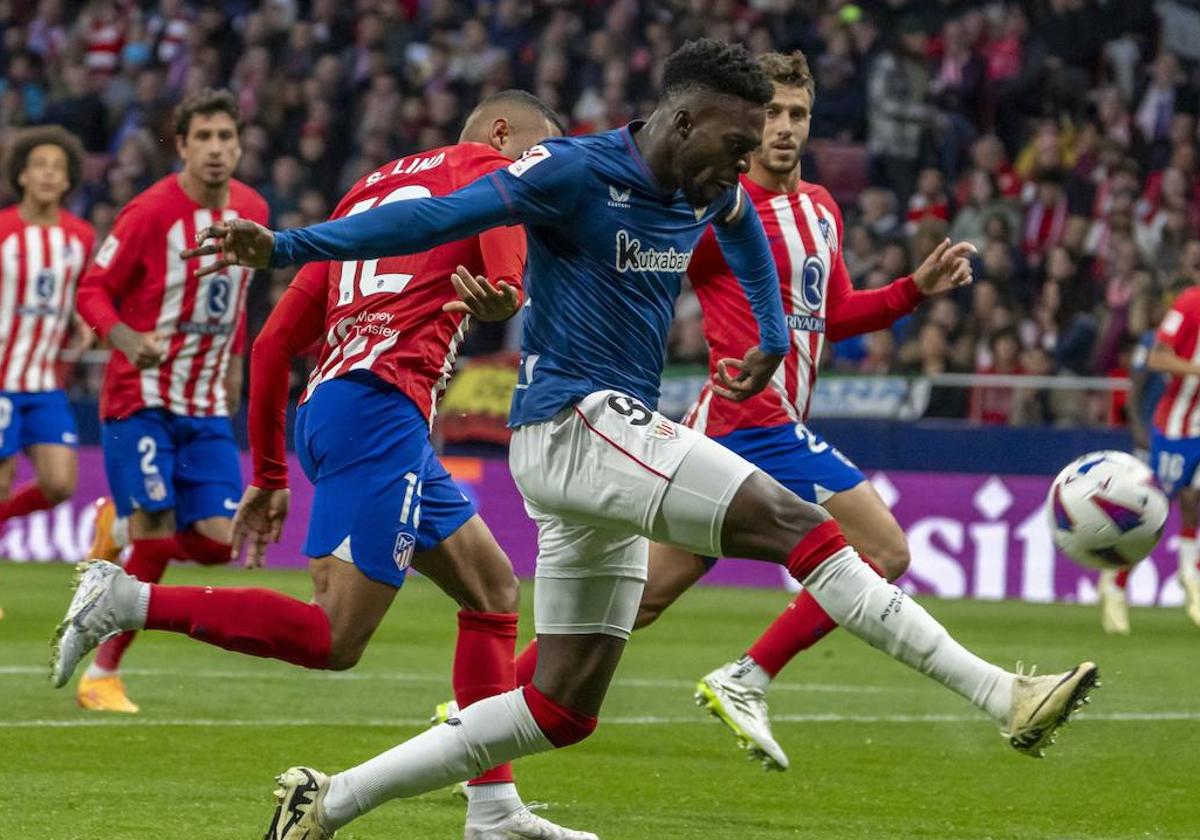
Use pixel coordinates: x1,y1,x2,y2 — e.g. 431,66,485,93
1,447,1184,608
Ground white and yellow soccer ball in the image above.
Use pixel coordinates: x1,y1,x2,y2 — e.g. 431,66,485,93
1047,450,1169,570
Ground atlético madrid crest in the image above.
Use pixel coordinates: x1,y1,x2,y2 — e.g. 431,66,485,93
817,217,838,252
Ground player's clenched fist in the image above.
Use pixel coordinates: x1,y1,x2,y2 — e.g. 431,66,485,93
109,324,167,369
183,218,275,277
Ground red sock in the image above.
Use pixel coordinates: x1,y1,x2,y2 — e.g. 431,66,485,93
93,537,181,671
1114,568,1131,588
784,520,849,583
515,638,539,687
455,610,519,786
747,590,839,677
145,585,331,668
177,530,232,565
0,482,54,522
522,683,597,747
1182,527,1197,540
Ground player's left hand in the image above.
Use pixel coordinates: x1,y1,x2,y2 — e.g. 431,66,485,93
712,346,784,401
183,219,275,277
231,485,290,569
913,238,976,296
442,266,522,321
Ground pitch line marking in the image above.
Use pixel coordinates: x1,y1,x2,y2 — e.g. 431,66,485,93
0,665,892,693
3,711,1199,729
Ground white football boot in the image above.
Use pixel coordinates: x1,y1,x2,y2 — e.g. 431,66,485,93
431,700,469,800
1002,662,1099,757
1098,570,1131,635
49,560,139,688
464,803,599,840
264,767,334,840
695,666,789,771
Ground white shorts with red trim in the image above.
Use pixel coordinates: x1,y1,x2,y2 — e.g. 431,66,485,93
509,389,755,638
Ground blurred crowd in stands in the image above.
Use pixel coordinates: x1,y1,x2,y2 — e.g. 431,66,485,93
1,0,1199,427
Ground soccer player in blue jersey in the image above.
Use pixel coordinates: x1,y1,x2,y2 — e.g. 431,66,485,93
189,40,1097,839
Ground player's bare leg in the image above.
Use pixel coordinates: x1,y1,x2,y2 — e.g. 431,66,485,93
0,443,75,523
699,480,910,768
1176,487,1200,627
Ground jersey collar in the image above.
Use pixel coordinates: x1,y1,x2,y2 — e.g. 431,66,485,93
621,121,677,200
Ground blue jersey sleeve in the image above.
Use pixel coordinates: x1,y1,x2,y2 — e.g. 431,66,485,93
486,140,586,226
712,190,790,356
269,176,516,267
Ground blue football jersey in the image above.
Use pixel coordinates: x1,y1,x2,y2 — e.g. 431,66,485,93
270,123,789,428
492,129,751,425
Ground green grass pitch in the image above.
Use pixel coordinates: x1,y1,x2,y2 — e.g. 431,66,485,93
1,560,1196,839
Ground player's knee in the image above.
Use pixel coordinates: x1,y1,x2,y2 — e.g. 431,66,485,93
633,600,665,630
35,472,75,505
872,536,911,581
761,486,828,558
523,684,598,748
459,569,520,614
326,636,368,671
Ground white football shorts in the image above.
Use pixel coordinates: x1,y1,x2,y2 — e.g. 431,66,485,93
509,389,756,639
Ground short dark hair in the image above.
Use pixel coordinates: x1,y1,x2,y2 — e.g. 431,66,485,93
758,51,816,103
3,125,84,200
662,38,773,106
173,88,241,137
472,89,566,136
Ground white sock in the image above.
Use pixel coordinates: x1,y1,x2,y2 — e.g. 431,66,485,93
112,516,130,549
1179,537,1198,580
322,688,554,830
465,782,522,825
132,582,150,629
726,654,771,690
802,547,1013,723
85,662,117,679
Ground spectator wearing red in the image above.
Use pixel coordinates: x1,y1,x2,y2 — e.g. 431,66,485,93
1022,167,1068,268
970,328,1025,425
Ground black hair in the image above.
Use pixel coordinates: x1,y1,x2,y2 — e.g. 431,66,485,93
472,89,566,136
3,125,84,200
662,38,773,105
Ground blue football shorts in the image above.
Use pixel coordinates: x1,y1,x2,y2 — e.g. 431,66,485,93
0,389,78,458
295,371,476,588
102,408,242,527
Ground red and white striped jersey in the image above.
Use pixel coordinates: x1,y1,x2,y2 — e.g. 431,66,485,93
684,176,921,438
1153,286,1200,439
297,142,526,421
0,206,93,392
76,175,268,421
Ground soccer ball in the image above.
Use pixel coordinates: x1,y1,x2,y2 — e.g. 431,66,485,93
1047,450,1168,570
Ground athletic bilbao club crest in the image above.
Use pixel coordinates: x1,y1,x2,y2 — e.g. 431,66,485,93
393,532,415,571
651,419,677,440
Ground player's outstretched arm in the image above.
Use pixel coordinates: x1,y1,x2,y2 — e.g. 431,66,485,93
185,177,519,277
711,194,789,400
824,238,975,343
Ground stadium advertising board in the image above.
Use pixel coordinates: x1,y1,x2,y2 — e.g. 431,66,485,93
1,448,1183,608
